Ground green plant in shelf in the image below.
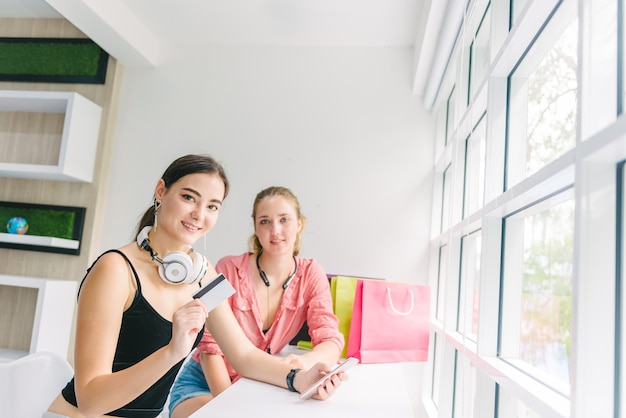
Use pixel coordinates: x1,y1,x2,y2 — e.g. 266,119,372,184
1,207,75,239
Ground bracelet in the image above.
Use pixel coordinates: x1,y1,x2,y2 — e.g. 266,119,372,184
286,368,302,392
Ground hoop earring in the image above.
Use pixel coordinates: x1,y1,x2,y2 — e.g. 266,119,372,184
153,199,162,231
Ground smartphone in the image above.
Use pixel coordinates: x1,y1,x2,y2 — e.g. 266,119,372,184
298,357,359,399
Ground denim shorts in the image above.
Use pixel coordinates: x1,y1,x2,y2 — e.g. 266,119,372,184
168,358,211,416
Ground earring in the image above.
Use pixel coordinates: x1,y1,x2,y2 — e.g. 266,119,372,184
153,199,162,231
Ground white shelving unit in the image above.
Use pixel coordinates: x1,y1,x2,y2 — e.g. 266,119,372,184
0,275,76,362
0,232,79,251
0,90,102,182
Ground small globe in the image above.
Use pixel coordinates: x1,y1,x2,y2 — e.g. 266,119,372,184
6,216,29,235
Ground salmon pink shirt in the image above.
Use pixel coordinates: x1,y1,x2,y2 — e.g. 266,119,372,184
192,252,344,381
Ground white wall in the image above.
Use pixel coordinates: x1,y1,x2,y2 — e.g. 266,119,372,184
100,44,434,285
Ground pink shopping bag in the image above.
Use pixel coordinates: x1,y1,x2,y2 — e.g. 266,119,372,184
346,279,430,363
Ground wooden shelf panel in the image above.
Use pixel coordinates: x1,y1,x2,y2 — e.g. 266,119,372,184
0,90,102,182
0,275,77,361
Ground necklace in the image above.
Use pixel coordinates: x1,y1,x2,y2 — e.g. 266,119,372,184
255,252,298,332
255,251,299,289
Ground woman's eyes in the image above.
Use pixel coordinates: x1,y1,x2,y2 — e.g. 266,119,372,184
259,218,290,225
181,194,219,211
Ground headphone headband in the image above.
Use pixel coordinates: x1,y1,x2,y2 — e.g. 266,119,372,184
137,226,163,263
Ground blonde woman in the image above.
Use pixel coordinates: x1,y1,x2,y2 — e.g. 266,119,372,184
169,186,343,418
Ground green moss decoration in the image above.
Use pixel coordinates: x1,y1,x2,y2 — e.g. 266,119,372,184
0,38,108,84
0,201,86,255
1,207,75,239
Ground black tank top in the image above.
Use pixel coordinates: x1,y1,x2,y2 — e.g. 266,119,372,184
61,249,204,417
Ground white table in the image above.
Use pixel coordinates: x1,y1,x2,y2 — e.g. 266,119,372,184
190,348,417,417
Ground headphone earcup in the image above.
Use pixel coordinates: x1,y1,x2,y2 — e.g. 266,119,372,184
189,251,208,284
160,251,194,284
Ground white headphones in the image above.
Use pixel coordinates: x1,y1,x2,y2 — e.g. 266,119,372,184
136,226,208,285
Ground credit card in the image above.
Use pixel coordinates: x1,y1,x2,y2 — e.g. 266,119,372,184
192,273,235,312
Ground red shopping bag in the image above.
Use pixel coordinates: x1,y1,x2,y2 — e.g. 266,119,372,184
347,279,430,363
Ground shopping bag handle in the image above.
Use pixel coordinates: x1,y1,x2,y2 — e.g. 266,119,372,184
386,288,414,315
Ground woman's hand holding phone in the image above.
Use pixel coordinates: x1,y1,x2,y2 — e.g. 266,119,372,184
297,357,358,400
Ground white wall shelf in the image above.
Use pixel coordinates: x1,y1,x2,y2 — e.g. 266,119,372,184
0,90,102,182
0,275,76,362
0,232,79,250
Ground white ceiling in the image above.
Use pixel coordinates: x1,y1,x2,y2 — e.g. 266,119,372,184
1,0,453,102
2,0,425,47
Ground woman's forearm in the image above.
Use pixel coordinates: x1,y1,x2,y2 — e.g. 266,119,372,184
307,341,342,363
200,353,232,396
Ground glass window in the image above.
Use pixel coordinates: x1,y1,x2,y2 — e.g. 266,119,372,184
506,13,578,188
510,0,530,29
499,189,574,395
453,351,478,418
432,333,443,408
427,0,621,415
446,86,457,145
435,104,449,162
615,161,626,417
463,115,487,218
458,230,482,340
623,1,626,114
442,164,452,233
497,384,542,417
437,243,449,321
469,5,491,102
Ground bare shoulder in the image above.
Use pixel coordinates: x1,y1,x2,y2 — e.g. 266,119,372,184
78,248,136,303
90,248,134,277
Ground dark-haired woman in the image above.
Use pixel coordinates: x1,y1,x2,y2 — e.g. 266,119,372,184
46,156,345,418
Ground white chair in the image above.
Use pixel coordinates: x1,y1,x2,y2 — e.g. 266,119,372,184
0,351,73,417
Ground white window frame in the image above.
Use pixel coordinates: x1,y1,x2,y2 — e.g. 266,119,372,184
424,0,622,417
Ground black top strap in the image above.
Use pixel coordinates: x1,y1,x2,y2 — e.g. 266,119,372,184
77,249,141,299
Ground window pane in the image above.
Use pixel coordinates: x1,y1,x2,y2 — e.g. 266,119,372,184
432,333,443,407
510,0,529,29
507,14,578,187
500,192,574,393
446,86,457,145
469,6,491,101
453,351,478,418
437,244,449,321
435,104,448,161
497,384,543,417
623,0,626,114
458,230,481,340
464,117,487,217
526,21,577,175
442,164,452,233
615,162,626,417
